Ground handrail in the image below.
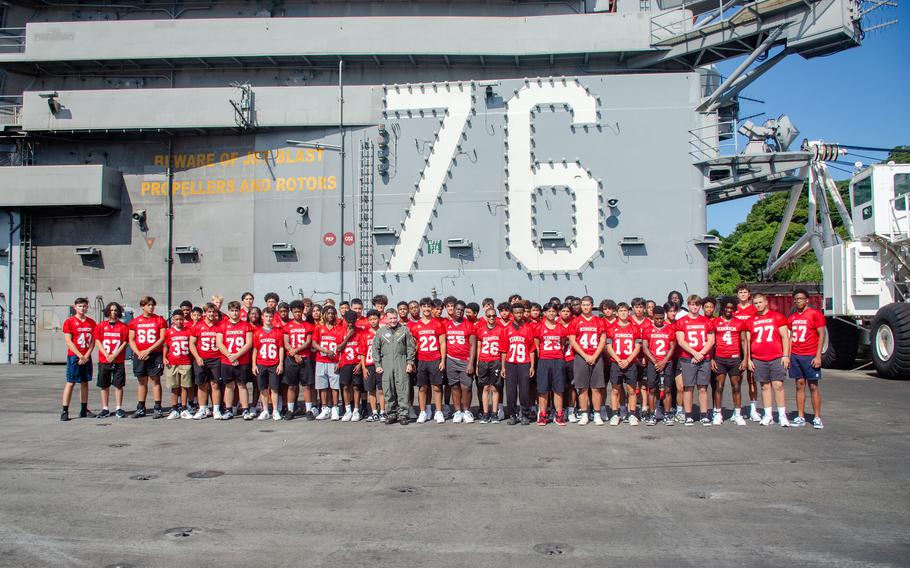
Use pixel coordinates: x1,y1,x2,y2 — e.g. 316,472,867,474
0,27,25,53
689,118,739,161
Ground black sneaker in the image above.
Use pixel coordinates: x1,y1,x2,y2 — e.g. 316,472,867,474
221,409,234,420
306,409,317,421
491,414,501,424
132,407,146,419
96,409,110,419
284,410,295,421
152,407,164,419
79,408,96,418
294,407,304,417
115,408,126,419
60,410,69,422
508,415,520,425
399,415,409,425
520,414,530,426
387,414,398,425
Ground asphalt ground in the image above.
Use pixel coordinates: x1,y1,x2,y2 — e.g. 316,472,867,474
0,365,908,568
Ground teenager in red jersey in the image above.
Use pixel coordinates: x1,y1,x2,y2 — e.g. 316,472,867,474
788,289,826,428
190,306,203,327
60,297,96,421
128,296,167,419
745,293,792,427
240,292,254,321
93,302,129,419
474,307,503,423
465,302,480,325
629,297,652,419
445,300,476,424
568,296,607,425
496,302,512,328
216,301,254,420
642,306,676,425
409,298,447,424
606,303,642,426
500,303,536,425
535,302,568,425
734,284,761,420
674,295,716,427
189,303,221,419
558,304,578,422
361,310,385,422
407,300,420,324
712,298,748,426
283,300,314,420
253,307,285,421
312,305,349,421
337,311,365,422
164,309,194,420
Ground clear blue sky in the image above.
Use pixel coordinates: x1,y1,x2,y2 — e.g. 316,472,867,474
707,3,909,236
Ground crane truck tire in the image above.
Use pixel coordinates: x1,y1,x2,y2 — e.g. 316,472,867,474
871,303,910,379
822,317,859,370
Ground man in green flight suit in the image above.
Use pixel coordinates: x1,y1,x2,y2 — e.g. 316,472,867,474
373,308,416,425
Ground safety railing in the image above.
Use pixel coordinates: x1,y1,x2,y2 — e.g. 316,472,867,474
689,118,739,162
649,0,782,45
0,96,22,126
0,28,25,53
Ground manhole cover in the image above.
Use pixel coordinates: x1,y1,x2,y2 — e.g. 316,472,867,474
187,470,224,479
396,486,417,494
129,474,157,481
533,543,573,556
109,443,130,448
164,527,199,539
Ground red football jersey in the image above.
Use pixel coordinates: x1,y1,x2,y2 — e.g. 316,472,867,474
284,319,313,359
219,320,252,365
474,322,503,363
360,327,378,366
713,316,745,359
496,316,512,329
788,307,826,356
313,323,347,363
747,310,789,361
128,314,166,353
164,326,192,365
631,316,652,334
63,315,96,357
675,314,714,359
337,331,361,366
409,318,446,362
355,316,370,332
560,318,575,362
536,321,567,360
239,307,249,322
608,320,641,360
445,318,473,361
192,320,222,359
94,321,129,363
734,303,757,322
645,323,674,359
253,326,284,367
568,315,605,356
502,323,535,364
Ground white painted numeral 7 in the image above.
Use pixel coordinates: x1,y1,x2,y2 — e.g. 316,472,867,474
385,85,472,273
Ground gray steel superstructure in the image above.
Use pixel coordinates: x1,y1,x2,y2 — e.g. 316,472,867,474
0,0,862,362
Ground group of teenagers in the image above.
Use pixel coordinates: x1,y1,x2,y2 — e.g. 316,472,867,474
58,285,827,430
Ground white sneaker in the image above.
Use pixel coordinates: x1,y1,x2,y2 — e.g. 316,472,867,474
760,414,772,426
213,408,223,420
272,410,283,421
315,407,331,420
453,411,463,423
609,415,620,426
463,410,475,423
166,409,180,420
567,411,578,423
417,411,428,424
203,406,212,418
779,415,790,428
578,413,590,425
351,409,361,422
628,415,639,426
733,414,747,426
258,409,270,420
192,408,205,420
812,417,824,429
593,413,604,425
330,407,341,421
180,409,193,419
750,408,762,422
435,411,445,424
712,411,723,426
341,409,353,422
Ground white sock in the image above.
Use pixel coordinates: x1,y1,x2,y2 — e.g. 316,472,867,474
425,405,432,414
305,402,313,412
764,407,772,417
567,406,575,414
750,400,757,411
734,408,741,417
345,404,352,412
777,406,787,416
115,405,121,411
676,405,683,413
288,402,296,412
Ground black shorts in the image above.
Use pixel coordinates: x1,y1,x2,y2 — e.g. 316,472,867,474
476,361,501,386
609,363,638,386
416,359,444,386
536,358,566,393
339,363,364,388
132,351,163,378
714,357,743,377
564,360,574,388
282,356,312,387
645,361,674,391
257,365,282,391
194,358,222,385
96,362,126,388
364,365,383,391
573,354,605,389
221,363,252,383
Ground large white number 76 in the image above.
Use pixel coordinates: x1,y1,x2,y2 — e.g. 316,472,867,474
385,84,472,274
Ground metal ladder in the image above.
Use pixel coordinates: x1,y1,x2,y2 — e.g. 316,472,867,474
358,139,374,302
18,214,36,364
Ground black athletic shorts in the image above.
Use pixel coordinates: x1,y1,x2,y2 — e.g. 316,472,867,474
221,363,252,383
645,361,674,391
96,362,126,389
714,357,743,377
364,365,383,391
132,351,163,378
194,357,221,385
339,363,364,388
564,360,574,388
416,359,444,386
257,365,282,391
573,354,605,389
283,356,312,387
476,361,501,386
536,358,566,393
609,363,638,386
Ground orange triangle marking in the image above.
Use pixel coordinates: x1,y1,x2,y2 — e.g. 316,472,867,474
145,237,156,249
